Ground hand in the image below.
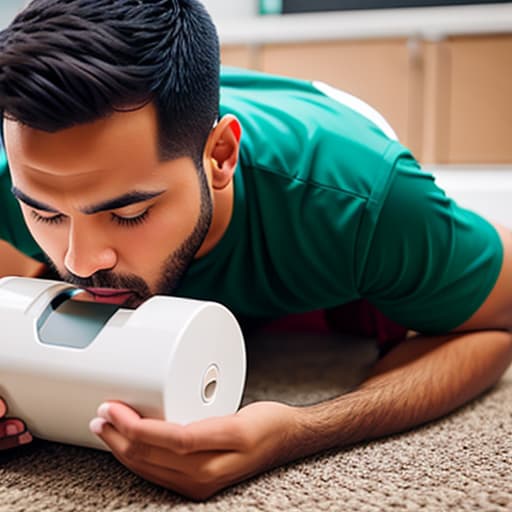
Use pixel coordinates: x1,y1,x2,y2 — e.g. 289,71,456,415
90,400,300,500
0,397,32,450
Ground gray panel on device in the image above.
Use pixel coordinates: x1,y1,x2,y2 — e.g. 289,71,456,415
37,297,119,349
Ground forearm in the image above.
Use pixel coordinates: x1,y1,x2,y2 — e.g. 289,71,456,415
288,330,512,460
0,241,45,278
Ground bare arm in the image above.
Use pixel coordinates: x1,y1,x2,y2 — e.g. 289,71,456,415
86,329,512,500
0,240,45,278
290,330,512,456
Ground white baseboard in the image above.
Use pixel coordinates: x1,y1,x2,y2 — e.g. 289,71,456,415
424,166,512,230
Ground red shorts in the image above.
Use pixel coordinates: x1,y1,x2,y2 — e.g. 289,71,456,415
262,299,408,351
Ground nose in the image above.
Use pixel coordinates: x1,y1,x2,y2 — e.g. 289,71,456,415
63,219,117,278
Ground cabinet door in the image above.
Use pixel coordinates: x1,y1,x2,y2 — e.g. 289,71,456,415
444,35,512,163
260,39,419,153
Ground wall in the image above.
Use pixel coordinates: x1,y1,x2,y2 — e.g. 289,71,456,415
0,1,25,29
0,1,258,27
200,0,256,19
218,5,512,165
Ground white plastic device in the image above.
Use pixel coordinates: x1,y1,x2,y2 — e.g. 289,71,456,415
0,277,246,450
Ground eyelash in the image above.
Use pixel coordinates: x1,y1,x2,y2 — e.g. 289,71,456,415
30,209,151,228
111,209,150,227
31,211,65,225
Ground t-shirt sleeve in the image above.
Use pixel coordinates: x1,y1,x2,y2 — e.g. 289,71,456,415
0,148,46,262
356,154,503,334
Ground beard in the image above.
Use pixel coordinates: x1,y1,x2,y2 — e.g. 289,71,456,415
47,164,213,308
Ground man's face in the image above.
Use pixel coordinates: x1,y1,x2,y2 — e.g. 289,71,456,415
3,104,213,307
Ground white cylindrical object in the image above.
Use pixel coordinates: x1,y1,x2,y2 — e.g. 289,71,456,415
0,277,246,451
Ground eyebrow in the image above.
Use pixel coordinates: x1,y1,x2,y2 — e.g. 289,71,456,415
11,187,166,215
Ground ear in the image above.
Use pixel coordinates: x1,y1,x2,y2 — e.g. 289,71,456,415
204,114,241,191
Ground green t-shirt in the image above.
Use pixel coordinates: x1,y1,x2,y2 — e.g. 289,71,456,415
0,149,45,261
0,68,503,334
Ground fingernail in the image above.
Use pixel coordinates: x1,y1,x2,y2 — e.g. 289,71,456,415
89,417,107,434
6,423,19,436
18,432,32,445
97,403,112,422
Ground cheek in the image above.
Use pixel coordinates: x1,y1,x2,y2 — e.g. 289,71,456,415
117,202,197,264
128,188,201,251
22,210,66,263
113,194,202,280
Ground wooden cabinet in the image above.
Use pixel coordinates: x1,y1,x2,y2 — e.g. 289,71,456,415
428,36,512,164
221,34,512,164
259,39,415,154
221,46,256,70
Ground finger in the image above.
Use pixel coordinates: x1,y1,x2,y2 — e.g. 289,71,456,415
0,398,6,417
104,426,231,500
91,420,241,481
97,402,247,453
0,418,25,438
92,420,186,470
113,449,220,501
0,432,32,451
0,419,32,451
111,437,252,501
99,423,183,480
91,419,219,473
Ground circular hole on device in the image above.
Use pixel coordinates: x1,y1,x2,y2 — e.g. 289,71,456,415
204,380,217,401
202,364,219,403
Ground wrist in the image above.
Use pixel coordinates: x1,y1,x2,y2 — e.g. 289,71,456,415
255,401,318,466
279,401,341,462
291,390,376,457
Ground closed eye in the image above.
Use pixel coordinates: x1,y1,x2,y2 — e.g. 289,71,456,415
30,208,152,228
31,210,65,225
111,208,151,227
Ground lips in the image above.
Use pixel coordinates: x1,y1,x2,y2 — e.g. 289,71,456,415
83,288,136,305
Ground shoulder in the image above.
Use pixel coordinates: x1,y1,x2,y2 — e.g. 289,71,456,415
220,67,397,142
220,68,410,200
0,148,45,262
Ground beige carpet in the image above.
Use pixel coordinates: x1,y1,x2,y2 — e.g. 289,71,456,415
1,331,511,511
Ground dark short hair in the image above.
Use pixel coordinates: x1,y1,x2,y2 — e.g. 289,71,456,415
0,0,220,163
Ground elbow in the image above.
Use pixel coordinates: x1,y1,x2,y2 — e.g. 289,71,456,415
488,330,512,384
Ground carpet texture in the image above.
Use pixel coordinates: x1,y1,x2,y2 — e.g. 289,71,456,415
1,332,511,511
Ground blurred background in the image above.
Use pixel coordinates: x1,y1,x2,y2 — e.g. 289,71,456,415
199,0,512,227
1,1,511,225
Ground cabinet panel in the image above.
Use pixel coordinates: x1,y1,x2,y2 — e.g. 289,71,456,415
260,40,416,151
222,35,512,164
446,35,512,163
221,45,257,70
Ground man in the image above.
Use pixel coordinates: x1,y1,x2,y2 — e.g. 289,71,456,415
0,0,511,501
